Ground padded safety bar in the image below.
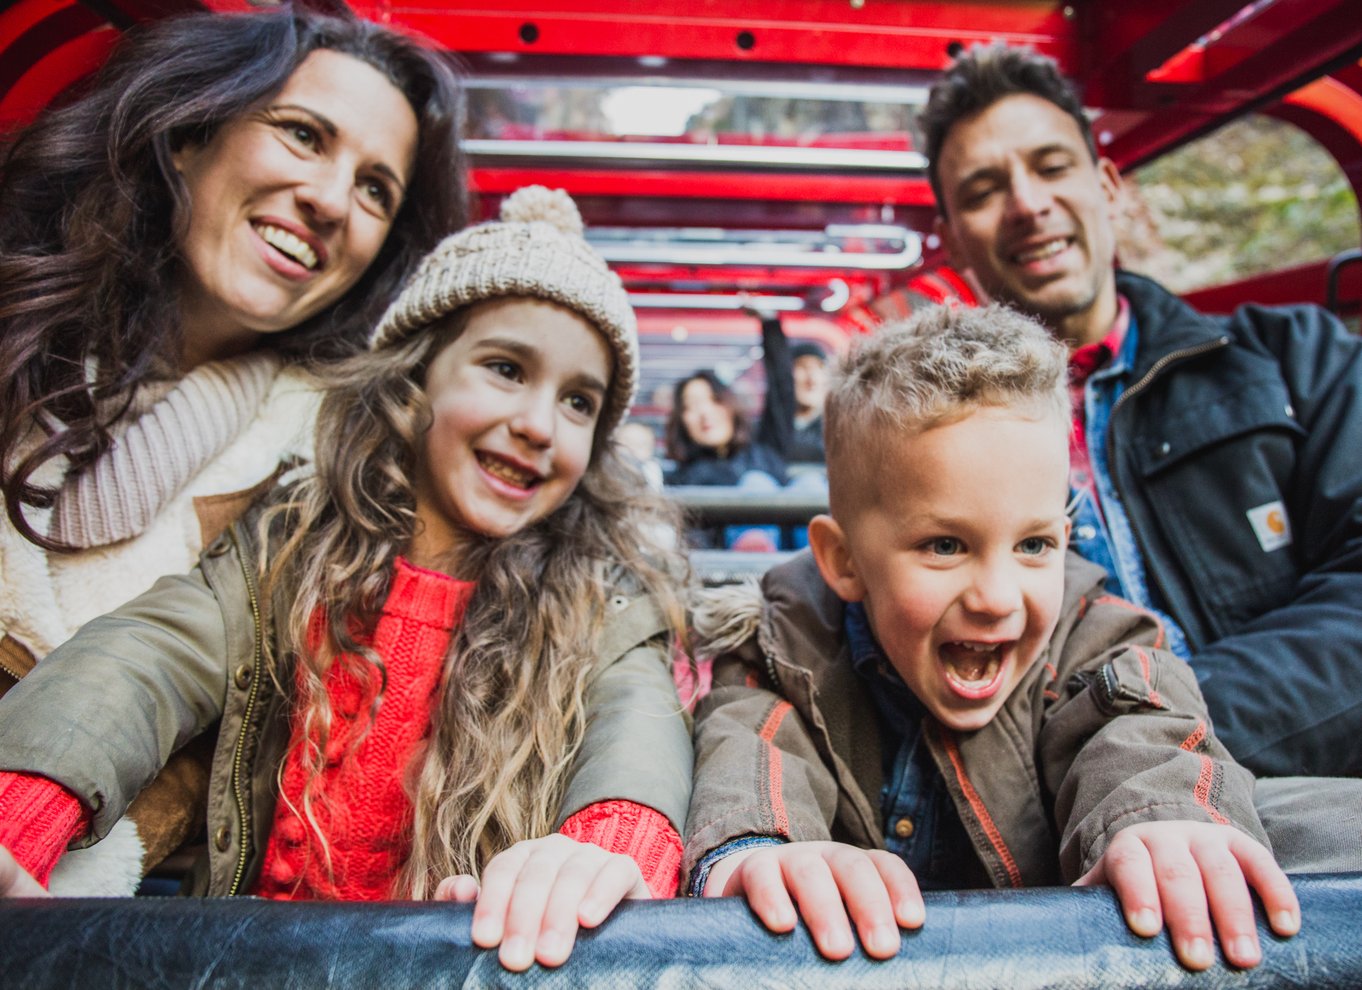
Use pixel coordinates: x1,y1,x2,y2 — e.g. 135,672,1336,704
690,548,794,585
668,485,827,525
3,874,1360,988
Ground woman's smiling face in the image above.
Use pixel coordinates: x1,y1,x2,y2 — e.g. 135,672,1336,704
172,49,418,365
680,376,736,452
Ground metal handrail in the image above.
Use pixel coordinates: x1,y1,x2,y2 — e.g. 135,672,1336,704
1325,248,1362,315
667,485,828,525
464,138,927,173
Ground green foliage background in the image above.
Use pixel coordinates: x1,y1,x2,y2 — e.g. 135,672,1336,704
1121,115,1360,293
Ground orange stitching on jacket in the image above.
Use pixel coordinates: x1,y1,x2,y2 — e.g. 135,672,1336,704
1132,645,1163,708
1192,753,1230,825
758,700,793,835
936,726,1023,888
1179,721,1207,752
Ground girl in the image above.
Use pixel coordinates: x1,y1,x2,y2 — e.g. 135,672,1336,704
0,8,465,887
0,187,692,973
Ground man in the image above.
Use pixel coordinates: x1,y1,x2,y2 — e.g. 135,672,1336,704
922,44,1362,778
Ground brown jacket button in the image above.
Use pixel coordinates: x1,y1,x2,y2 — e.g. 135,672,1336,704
894,817,915,839
214,825,232,851
234,664,252,689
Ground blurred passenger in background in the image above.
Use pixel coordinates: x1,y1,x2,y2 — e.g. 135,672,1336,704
617,420,664,490
664,370,787,551
748,309,828,465
664,370,787,488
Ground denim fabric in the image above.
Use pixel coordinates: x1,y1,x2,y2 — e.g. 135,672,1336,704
687,834,785,896
1078,314,1191,659
845,603,973,888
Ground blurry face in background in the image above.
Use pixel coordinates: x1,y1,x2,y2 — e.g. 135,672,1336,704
172,49,418,365
617,421,658,463
793,354,830,417
680,377,736,453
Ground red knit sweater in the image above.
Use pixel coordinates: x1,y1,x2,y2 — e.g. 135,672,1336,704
0,558,682,897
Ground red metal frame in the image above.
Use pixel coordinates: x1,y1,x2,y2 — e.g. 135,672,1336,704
2,0,1361,312
354,1,1074,72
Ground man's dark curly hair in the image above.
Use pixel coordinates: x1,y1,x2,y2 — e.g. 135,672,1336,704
922,43,1096,215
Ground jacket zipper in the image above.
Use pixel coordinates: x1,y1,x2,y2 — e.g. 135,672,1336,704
0,658,26,682
225,530,265,897
1109,336,1230,420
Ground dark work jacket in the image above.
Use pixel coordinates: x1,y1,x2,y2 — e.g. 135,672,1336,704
665,441,788,488
1109,271,1362,777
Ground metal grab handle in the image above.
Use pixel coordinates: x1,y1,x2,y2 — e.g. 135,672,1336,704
1325,248,1362,315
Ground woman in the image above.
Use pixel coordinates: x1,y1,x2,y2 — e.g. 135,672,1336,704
663,370,787,488
0,7,465,891
663,370,792,551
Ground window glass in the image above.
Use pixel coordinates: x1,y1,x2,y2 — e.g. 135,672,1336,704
465,79,924,151
1122,115,1360,293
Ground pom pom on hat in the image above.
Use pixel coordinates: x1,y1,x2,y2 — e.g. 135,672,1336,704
370,186,638,435
498,185,585,236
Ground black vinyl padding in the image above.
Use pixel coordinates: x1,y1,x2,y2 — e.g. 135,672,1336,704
3,873,1360,988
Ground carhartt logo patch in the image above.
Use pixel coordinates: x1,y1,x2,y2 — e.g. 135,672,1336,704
1247,501,1292,552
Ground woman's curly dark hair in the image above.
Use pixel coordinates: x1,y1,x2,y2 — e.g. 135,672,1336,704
0,7,468,549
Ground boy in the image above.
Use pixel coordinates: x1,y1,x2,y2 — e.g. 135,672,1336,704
685,305,1346,972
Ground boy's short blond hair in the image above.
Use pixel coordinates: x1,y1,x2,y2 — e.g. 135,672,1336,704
825,304,1069,518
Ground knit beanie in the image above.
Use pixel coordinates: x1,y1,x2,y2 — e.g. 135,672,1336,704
370,186,639,434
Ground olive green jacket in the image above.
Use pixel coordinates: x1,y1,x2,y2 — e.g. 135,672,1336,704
0,519,692,895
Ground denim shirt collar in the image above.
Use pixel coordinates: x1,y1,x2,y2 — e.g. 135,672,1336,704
844,601,927,735
1089,295,1140,385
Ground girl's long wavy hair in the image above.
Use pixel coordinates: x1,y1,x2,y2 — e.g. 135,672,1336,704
0,7,467,550
262,316,688,898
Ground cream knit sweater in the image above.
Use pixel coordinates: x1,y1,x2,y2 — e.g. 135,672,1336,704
0,354,321,895
1,353,320,660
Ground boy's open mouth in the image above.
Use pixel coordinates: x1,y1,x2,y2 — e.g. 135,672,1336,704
478,452,542,490
940,641,1008,698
